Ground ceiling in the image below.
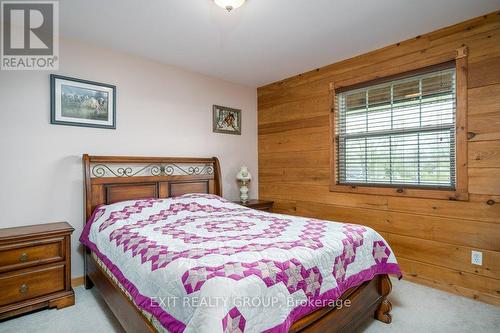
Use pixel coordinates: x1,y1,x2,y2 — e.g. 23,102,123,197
60,0,500,87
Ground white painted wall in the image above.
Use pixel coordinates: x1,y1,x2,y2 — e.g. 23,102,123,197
0,38,258,278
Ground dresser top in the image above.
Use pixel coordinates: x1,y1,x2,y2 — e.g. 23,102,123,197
0,222,74,241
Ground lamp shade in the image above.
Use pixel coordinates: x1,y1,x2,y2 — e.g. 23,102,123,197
214,0,246,12
236,166,252,181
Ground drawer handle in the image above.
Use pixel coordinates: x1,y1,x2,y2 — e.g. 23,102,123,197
19,252,29,262
19,284,29,294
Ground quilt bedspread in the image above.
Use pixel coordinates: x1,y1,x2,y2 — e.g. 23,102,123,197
80,193,401,333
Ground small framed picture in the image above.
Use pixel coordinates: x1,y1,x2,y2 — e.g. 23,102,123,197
50,74,116,129
213,105,241,135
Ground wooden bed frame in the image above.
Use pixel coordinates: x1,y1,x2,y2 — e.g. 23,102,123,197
83,154,393,333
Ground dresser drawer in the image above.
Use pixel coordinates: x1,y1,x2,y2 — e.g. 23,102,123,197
0,239,63,272
0,264,65,307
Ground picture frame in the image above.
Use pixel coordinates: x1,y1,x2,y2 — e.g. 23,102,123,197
50,74,116,129
212,105,241,135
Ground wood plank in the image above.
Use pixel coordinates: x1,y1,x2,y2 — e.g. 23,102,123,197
467,26,500,62
468,168,500,195
455,53,469,196
258,96,330,125
468,55,500,89
260,182,500,223
258,126,329,153
273,199,500,251
469,141,500,167
468,84,500,116
259,168,330,186
258,150,329,168
384,233,500,280
468,111,500,142
258,116,329,135
387,194,500,223
259,77,331,110
259,183,388,210
398,258,500,306
333,51,457,91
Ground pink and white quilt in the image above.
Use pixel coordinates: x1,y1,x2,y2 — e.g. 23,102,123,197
80,193,401,333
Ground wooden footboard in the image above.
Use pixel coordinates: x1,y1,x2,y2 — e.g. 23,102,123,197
291,274,392,332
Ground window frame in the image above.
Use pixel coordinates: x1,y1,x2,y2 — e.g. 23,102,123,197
329,47,469,201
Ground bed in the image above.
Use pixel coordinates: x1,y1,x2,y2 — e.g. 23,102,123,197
81,155,401,333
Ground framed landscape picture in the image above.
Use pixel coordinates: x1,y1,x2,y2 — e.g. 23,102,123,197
213,105,241,135
50,74,116,129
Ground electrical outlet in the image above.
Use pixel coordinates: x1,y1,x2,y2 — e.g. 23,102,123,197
471,250,483,266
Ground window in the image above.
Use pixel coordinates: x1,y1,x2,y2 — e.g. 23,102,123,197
330,58,470,199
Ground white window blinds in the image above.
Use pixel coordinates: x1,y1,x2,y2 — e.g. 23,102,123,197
336,66,456,189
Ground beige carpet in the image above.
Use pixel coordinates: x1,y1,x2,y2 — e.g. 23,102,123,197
1,278,499,333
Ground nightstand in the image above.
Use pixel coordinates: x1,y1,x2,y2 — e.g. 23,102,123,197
0,222,75,320
233,200,274,212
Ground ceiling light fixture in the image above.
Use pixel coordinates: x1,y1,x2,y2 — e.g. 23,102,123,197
214,0,246,12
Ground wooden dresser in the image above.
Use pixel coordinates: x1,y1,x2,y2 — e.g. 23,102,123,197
233,200,274,212
0,222,75,320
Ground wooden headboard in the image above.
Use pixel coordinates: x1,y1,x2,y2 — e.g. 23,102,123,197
83,154,222,222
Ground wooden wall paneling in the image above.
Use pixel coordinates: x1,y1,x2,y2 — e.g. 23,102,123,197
468,112,500,142
258,115,329,134
260,184,389,210
386,194,500,223
468,141,500,167
468,84,500,117
468,55,500,89
467,84,500,142
397,258,500,305
264,184,500,222
258,126,330,153
259,168,330,186
468,168,500,194
382,233,500,280
259,150,330,169
258,11,500,305
269,199,500,251
259,77,331,110
258,99,330,125
332,51,457,91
